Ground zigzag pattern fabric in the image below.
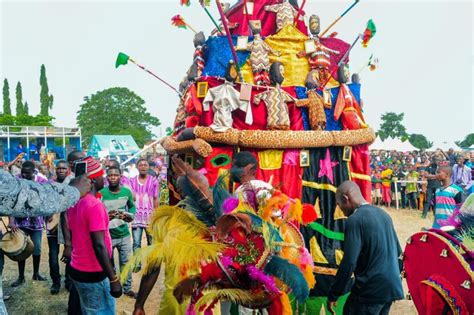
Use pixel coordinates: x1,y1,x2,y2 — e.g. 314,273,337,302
254,87,294,130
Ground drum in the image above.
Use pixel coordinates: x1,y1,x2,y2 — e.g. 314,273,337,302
0,230,34,262
46,213,60,232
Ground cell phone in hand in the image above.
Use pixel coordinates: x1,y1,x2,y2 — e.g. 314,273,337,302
74,161,87,177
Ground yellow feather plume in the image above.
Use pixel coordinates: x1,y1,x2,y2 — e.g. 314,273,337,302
121,206,224,282
194,288,258,311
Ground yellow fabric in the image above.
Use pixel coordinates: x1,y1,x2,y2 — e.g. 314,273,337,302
240,25,309,87
335,249,344,266
303,180,337,193
334,205,347,220
310,236,328,264
351,172,371,181
314,197,322,218
258,150,284,170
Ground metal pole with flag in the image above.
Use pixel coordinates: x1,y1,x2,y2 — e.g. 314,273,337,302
115,52,181,96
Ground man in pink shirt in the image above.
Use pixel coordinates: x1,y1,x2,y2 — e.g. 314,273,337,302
67,157,122,314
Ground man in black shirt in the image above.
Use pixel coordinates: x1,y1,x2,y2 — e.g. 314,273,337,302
421,156,441,218
327,181,404,315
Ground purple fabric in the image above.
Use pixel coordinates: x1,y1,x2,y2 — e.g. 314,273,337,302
129,175,158,228
451,165,471,188
13,175,47,230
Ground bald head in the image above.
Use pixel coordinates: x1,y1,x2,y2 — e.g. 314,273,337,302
336,181,366,216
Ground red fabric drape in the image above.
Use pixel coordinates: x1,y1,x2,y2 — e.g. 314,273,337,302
350,144,371,203
226,0,308,37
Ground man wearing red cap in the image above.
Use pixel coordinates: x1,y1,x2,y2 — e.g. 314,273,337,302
67,157,122,314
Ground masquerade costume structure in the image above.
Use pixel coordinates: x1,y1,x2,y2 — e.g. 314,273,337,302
135,0,380,313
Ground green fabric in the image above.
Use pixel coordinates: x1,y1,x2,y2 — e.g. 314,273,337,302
100,186,136,238
308,222,345,241
366,19,376,37
115,52,129,68
405,171,419,193
292,293,350,315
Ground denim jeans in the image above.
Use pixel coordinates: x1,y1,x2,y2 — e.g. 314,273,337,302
72,278,115,315
111,236,132,292
21,228,42,256
132,227,152,252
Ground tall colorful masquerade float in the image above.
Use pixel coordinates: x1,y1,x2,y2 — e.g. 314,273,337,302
118,0,378,313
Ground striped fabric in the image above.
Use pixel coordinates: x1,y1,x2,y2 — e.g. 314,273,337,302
433,184,463,228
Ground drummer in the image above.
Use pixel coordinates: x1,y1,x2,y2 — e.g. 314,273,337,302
8,161,48,287
0,162,91,315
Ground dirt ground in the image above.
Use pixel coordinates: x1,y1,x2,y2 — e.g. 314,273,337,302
1,207,430,315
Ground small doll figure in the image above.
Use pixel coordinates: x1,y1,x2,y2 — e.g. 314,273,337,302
203,61,252,132
254,62,294,130
265,0,299,32
333,63,367,130
295,70,327,130
192,31,206,77
298,15,340,84
243,20,281,86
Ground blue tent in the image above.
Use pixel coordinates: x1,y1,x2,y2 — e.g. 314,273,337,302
87,135,139,158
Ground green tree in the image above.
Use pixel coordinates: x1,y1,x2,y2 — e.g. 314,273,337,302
40,64,54,116
3,79,11,115
15,81,24,116
165,127,173,136
456,133,474,149
377,112,408,141
77,87,160,147
24,101,29,115
408,134,433,150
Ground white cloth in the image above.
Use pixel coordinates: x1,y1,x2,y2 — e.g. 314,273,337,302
203,81,251,132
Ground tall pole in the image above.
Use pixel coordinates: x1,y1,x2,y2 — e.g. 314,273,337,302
215,0,244,82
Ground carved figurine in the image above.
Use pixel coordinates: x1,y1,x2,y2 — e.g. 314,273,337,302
254,62,294,130
333,64,367,130
295,70,327,130
298,15,339,83
265,0,299,32
243,20,281,86
192,31,206,77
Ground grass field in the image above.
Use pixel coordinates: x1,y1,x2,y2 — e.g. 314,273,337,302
2,207,430,315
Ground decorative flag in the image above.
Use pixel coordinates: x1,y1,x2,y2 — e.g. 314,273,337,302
171,14,187,29
361,19,376,47
368,54,379,71
180,0,191,6
115,52,130,68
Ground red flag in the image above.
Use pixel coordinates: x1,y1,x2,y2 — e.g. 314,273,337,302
171,15,187,29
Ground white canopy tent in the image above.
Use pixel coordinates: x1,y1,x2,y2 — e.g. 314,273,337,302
370,137,417,152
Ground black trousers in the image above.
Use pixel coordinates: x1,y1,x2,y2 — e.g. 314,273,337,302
423,187,437,216
343,294,392,315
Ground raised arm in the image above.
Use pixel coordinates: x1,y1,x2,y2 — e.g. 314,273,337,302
0,170,89,217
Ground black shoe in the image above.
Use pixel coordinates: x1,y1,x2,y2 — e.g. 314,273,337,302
11,277,25,287
124,290,137,299
32,274,47,281
50,282,60,294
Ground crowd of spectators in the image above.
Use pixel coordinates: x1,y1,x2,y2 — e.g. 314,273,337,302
370,148,473,216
